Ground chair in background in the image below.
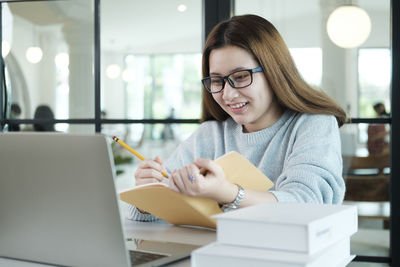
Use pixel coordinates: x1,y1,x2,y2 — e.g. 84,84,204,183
342,154,390,229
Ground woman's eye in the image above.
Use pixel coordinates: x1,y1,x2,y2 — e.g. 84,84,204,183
233,72,250,81
211,78,222,85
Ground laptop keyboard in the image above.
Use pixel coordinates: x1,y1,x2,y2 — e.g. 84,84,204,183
129,250,168,265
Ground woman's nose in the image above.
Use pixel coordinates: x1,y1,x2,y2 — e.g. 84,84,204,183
222,80,238,101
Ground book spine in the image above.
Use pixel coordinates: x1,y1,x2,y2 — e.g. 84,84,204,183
216,219,308,253
308,208,358,254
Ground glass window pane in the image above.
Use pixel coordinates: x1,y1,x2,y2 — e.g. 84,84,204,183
340,123,390,257
234,0,391,118
358,48,391,117
2,0,95,120
101,0,202,120
289,48,322,87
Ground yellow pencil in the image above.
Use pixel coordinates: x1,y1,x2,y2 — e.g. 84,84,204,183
112,136,169,178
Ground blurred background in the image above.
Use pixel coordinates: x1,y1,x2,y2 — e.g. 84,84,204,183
0,0,394,264
1,0,391,155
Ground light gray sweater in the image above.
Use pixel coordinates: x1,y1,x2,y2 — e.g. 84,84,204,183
127,109,345,221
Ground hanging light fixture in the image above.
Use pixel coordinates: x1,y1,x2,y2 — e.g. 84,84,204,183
2,40,11,57
106,64,121,79
177,4,187,12
26,25,43,64
26,46,43,64
326,5,371,49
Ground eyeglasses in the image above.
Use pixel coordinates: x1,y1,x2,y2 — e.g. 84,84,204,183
202,66,263,94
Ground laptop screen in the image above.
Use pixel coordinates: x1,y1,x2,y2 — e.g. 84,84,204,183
0,133,130,266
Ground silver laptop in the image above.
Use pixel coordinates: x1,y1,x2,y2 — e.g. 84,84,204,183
0,132,197,267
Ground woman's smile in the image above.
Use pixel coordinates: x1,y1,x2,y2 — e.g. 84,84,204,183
228,101,249,113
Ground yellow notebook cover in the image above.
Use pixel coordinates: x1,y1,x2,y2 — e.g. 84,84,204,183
119,151,274,229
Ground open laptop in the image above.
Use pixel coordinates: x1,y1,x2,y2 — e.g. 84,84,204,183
0,132,198,267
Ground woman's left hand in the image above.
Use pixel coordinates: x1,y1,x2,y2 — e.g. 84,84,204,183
168,158,238,204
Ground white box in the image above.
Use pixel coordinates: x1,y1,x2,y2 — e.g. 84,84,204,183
213,202,357,255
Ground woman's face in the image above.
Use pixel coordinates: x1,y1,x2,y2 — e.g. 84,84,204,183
209,45,283,132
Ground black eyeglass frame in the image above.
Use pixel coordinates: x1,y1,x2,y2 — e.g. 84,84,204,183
201,66,264,94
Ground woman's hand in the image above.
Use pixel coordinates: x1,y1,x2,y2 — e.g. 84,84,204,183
134,156,167,186
169,158,238,204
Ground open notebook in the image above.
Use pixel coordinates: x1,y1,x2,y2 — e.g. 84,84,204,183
120,151,274,229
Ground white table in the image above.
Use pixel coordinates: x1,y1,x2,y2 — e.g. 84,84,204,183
0,218,389,267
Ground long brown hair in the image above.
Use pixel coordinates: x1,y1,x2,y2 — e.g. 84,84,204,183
201,14,347,127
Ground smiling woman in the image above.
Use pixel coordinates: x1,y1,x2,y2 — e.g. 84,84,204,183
128,14,347,222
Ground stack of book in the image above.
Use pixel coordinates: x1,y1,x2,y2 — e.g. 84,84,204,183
191,202,358,267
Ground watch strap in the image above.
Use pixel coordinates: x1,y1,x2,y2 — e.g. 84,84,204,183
221,185,245,212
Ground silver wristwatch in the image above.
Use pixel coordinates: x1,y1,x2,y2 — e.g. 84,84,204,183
221,185,245,212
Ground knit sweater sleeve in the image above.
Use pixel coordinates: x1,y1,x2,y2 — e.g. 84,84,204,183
270,114,345,204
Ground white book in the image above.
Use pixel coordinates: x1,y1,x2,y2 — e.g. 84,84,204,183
191,238,354,267
213,202,357,255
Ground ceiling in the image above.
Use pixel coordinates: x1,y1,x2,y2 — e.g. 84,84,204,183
4,0,391,53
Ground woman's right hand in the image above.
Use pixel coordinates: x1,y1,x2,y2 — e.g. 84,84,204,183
134,156,167,186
